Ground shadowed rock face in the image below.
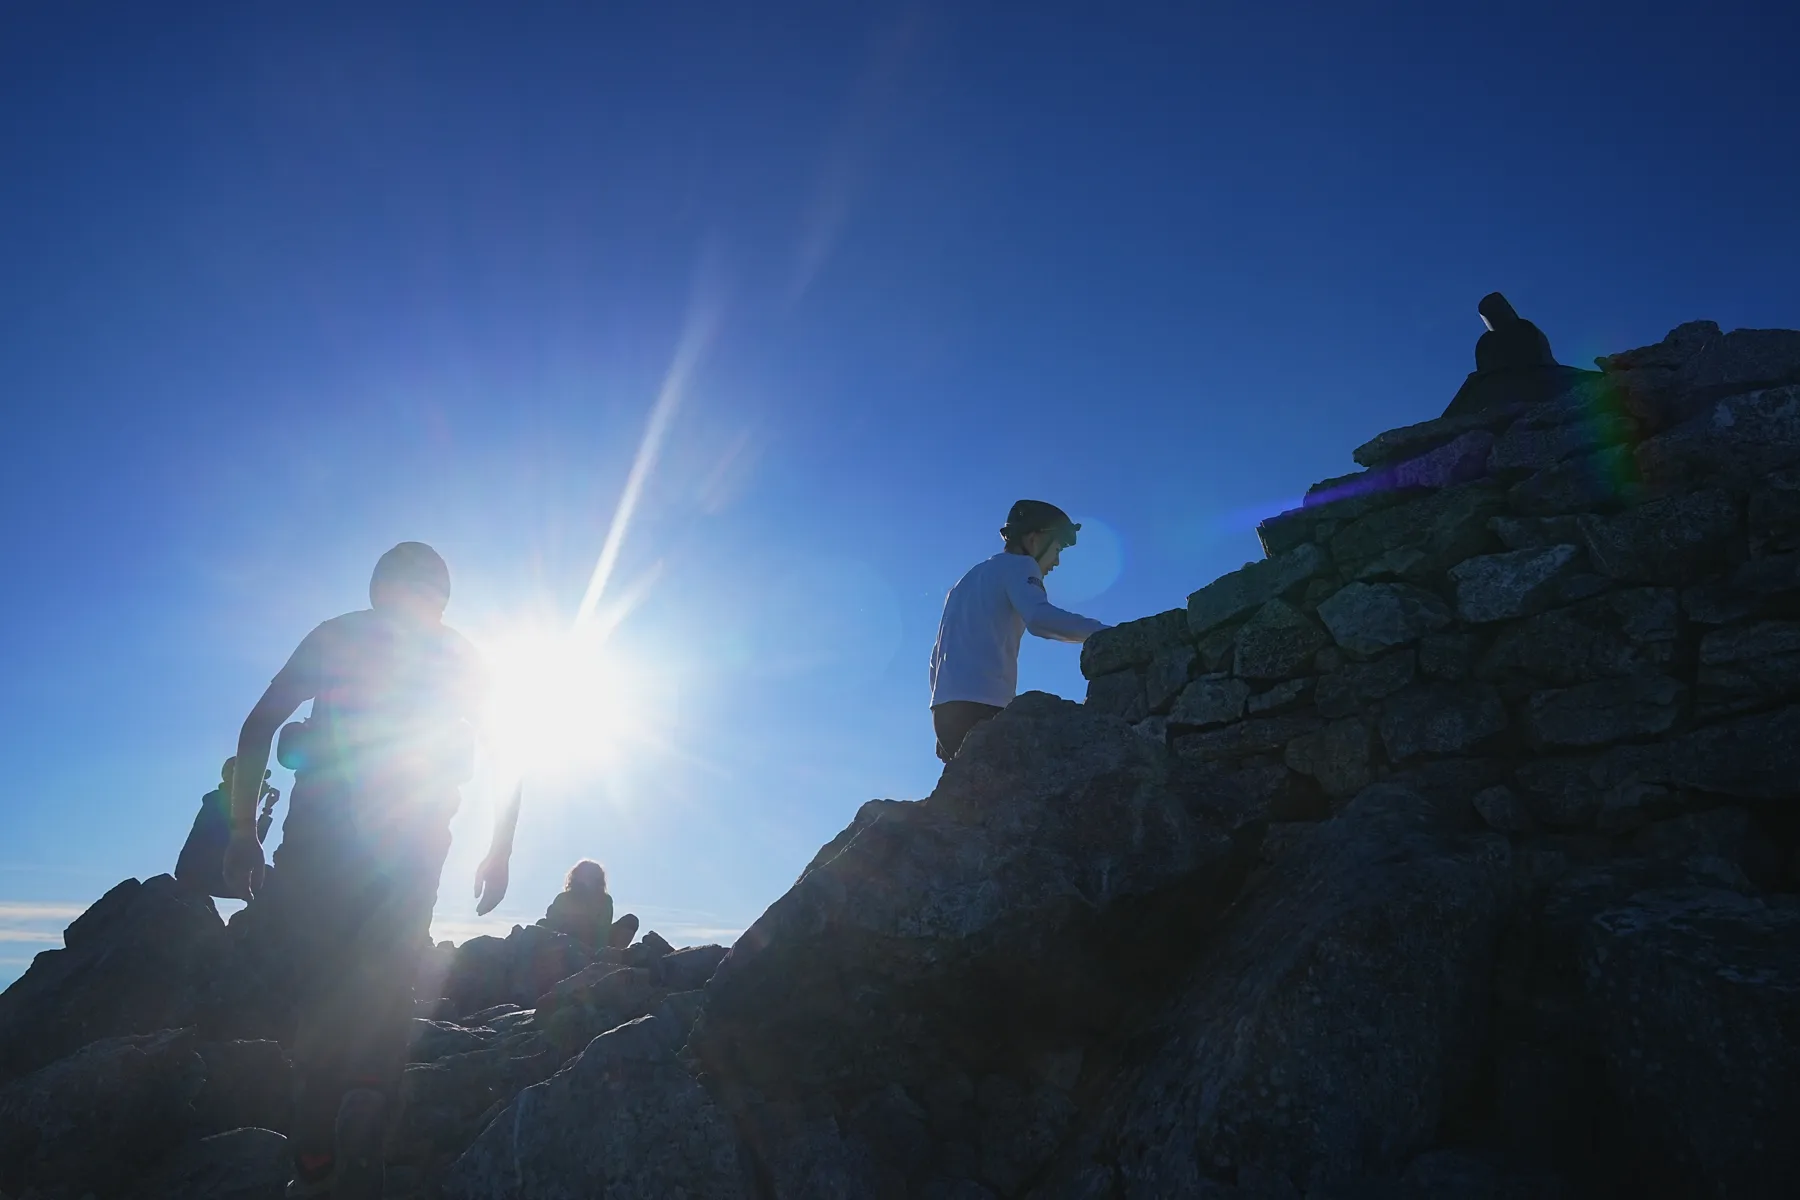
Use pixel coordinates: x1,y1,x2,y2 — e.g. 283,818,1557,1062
1580,888,1800,1196
0,876,226,1082
1058,786,1515,1195
7,312,1800,1200
692,693,1255,1104
442,1016,749,1200
0,1029,207,1198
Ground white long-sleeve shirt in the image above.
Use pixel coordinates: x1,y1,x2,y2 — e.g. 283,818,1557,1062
929,552,1107,709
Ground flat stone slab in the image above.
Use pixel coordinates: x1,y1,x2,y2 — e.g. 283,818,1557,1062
1317,582,1452,658
1170,675,1250,729
1378,682,1508,760
1579,489,1739,584
1187,543,1329,638
1523,675,1686,749
1448,544,1583,623
1233,599,1328,681
1352,404,1523,469
1081,608,1189,679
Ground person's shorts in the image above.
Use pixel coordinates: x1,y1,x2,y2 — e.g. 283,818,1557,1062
932,701,1002,762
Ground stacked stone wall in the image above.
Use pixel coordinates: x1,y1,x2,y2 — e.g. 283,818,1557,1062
1081,320,1800,868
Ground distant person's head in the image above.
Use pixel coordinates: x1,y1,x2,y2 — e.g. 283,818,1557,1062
370,542,451,620
1001,500,1080,574
219,757,237,789
565,859,607,896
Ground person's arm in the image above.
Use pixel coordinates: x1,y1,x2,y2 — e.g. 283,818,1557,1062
221,674,311,898
1004,561,1107,643
474,780,522,916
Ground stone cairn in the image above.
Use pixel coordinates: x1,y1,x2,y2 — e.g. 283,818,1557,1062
1083,311,1800,847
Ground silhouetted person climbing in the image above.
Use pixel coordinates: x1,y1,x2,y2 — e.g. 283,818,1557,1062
219,542,520,1200
929,500,1107,761
538,858,639,950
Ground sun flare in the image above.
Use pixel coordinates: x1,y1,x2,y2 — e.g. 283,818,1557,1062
482,627,649,780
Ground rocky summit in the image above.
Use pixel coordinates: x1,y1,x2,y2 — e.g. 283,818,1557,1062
4,315,1799,1199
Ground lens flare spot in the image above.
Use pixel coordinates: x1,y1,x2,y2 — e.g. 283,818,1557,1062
1053,516,1124,603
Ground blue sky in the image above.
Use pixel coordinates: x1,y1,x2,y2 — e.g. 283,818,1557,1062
3,1,1797,983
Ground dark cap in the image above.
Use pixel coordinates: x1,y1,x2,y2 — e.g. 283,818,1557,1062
1001,500,1080,546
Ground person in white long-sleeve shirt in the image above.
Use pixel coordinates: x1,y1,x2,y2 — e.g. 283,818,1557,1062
929,499,1108,761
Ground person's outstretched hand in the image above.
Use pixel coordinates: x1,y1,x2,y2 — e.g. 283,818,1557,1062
222,829,266,901
474,850,510,915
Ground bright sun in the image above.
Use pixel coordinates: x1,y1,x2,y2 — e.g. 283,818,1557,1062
482,627,648,780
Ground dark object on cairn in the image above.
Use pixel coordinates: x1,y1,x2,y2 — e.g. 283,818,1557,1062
1443,292,1599,418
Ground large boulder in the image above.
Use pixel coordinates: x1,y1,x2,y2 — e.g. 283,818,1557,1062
440,924,589,1020
1053,784,1515,1196
123,1127,290,1200
0,1028,206,1198
441,1015,750,1200
0,876,226,1081
535,965,665,1057
392,1033,564,1185
690,693,1254,1106
1580,887,1800,1198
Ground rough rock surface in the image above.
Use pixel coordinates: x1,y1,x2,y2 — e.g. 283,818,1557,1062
0,876,224,1081
8,314,1800,1200
1580,888,1800,1198
0,1029,206,1197
1057,786,1513,1195
1317,582,1452,657
443,1016,749,1199
692,693,1251,1102
124,1127,290,1200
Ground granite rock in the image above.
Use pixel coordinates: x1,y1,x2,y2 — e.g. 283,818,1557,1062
1487,412,1634,475
1233,599,1330,681
1187,544,1330,638
1170,674,1250,729
0,876,225,1082
1066,786,1514,1193
1315,649,1415,717
1379,683,1508,760
1637,385,1800,485
1081,608,1189,679
1578,489,1739,584
1144,645,1197,713
1085,669,1149,723
1449,544,1583,623
1329,484,1506,582
1351,406,1524,469
1173,712,1325,763
1317,582,1453,658
1695,620,1800,716
1471,785,1535,834
1283,718,1374,799
1523,675,1686,749
1506,444,1639,517
1580,888,1800,1198
442,1017,750,1200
